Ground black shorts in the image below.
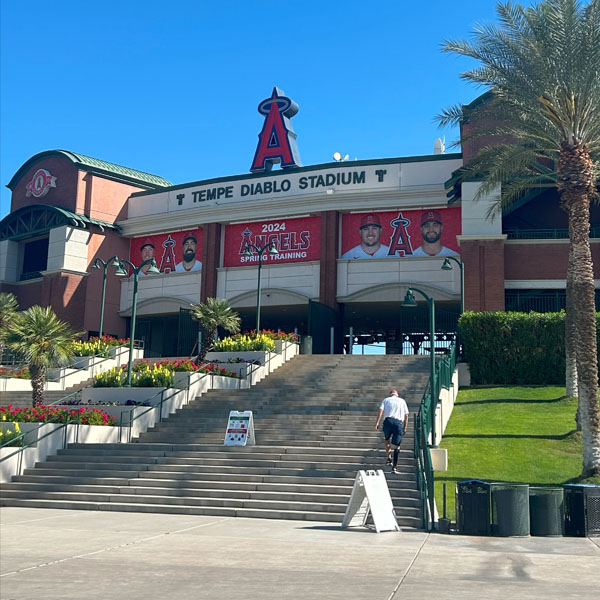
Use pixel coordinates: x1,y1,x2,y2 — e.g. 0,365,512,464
382,417,404,446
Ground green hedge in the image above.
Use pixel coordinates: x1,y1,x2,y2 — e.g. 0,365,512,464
459,311,600,385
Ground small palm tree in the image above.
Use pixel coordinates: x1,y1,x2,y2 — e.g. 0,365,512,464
0,292,19,360
437,0,600,477
5,306,82,406
190,297,241,360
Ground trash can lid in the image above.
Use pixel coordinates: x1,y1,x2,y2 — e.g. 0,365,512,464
458,479,490,485
563,483,600,488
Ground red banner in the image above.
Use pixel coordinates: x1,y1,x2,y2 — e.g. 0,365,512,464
129,228,203,275
223,217,321,267
341,208,461,259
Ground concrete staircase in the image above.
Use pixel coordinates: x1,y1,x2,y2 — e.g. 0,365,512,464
1,355,430,527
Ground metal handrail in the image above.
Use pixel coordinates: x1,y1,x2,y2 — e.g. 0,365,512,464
414,341,457,529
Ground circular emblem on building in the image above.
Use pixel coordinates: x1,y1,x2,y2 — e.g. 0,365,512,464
26,168,57,198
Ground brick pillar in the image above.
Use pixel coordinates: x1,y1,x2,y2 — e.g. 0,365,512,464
458,235,506,311
201,223,221,302
319,211,339,310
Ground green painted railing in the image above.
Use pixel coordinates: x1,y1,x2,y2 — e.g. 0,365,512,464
414,341,457,529
505,225,600,239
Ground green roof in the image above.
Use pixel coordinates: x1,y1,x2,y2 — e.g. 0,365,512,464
0,204,120,241
7,150,172,190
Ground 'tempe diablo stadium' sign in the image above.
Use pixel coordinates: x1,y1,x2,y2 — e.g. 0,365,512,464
341,208,460,259
129,228,203,275
223,217,320,267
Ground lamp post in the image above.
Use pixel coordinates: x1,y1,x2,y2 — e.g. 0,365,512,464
402,286,437,445
90,256,118,338
242,241,278,334
441,256,464,314
113,257,160,386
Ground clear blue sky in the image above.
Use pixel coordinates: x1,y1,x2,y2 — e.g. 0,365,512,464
0,0,523,219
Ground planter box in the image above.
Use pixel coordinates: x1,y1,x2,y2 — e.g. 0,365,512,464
205,350,283,374
81,387,169,405
109,346,144,366
274,340,299,361
70,355,108,370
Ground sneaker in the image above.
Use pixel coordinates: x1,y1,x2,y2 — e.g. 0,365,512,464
392,467,400,474
385,457,392,465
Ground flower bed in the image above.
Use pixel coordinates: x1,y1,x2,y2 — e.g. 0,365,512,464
71,335,130,358
0,367,30,379
0,404,117,426
0,422,22,446
213,333,275,352
93,363,174,388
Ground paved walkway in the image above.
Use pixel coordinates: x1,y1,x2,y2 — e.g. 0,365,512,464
1,507,598,599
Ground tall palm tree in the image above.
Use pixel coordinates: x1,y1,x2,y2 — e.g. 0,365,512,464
0,292,19,359
5,306,81,406
190,297,241,360
437,0,599,477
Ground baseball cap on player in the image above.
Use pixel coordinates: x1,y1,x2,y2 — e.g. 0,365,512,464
360,214,381,229
140,238,154,250
421,210,442,226
182,232,197,244
389,389,399,396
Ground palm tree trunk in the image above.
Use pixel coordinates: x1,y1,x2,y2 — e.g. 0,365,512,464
559,143,600,477
565,252,579,398
565,240,579,427
29,364,46,407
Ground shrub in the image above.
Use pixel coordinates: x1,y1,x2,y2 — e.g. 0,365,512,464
0,422,22,446
93,367,127,387
72,336,129,358
459,311,600,385
213,333,275,352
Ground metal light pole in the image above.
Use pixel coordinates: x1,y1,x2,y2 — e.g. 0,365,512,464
114,257,160,386
441,256,465,314
90,256,118,338
402,286,437,444
243,241,278,334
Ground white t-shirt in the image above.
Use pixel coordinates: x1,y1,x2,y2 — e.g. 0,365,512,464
379,395,409,421
411,246,458,257
174,260,202,272
341,244,391,259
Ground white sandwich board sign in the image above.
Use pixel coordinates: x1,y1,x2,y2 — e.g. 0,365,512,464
224,410,255,446
342,470,400,532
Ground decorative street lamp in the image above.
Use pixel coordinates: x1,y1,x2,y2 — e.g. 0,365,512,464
113,257,160,386
90,256,118,338
402,286,438,445
242,241,278,334
441,256,465,314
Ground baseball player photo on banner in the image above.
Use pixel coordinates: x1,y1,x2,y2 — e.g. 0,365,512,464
129,228,204,275
223,216,321,267
341,207,461,259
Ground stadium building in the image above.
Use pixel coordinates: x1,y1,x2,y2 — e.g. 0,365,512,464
1,89,598,356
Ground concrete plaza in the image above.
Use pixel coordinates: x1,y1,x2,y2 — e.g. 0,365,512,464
1,507,598,599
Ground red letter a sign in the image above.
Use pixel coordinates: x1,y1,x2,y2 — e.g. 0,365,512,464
250,87,302,172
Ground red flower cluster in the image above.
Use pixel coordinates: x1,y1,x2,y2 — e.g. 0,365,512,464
0,367,30,379
0,404,117,426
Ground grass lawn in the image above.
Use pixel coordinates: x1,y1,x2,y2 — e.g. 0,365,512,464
434,386,600,522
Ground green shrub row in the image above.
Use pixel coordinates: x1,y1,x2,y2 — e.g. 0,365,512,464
459,311,600,385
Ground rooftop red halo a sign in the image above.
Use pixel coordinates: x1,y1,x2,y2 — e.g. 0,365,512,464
250,87,302,172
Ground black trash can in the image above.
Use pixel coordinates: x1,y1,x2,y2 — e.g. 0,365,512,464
564,484,600,537
300,335,313,355
529,487,564,536
456,480,491,535
491,483,530,536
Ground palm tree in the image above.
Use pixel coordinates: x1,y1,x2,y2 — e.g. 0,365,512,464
190,297,241,360
5,306,82,406
0,292,19,360
437,0,599,477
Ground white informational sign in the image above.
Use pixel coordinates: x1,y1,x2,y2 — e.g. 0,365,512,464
224,410,255,446
342,470,400,533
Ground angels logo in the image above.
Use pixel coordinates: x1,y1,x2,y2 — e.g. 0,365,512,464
250,87,302,172
388,213,414,257
159,235,177,273
26,169,57,198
